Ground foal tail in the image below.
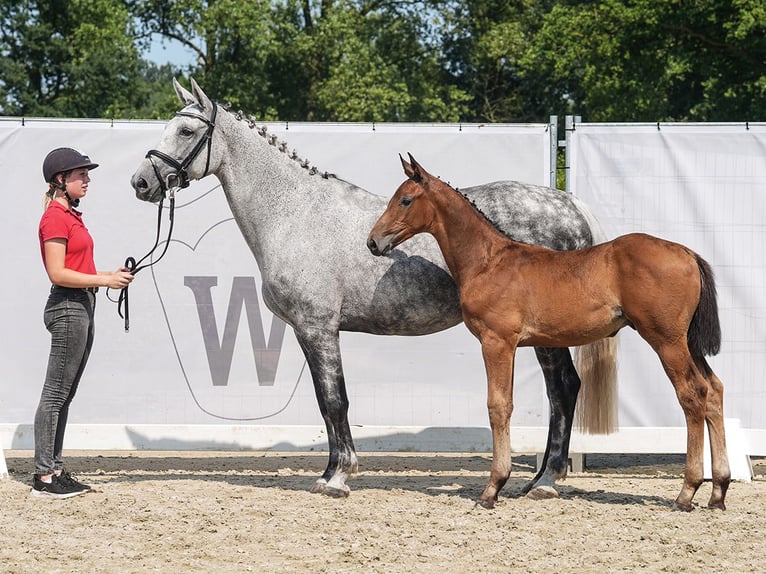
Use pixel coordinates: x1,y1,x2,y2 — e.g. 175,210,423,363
571,196,619,434
688,254,722,377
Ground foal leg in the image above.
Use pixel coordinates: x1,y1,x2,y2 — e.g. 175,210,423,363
478,335,517,509
701,363,731,509
294,327,358,497
656,343,709,511
522,347,580,499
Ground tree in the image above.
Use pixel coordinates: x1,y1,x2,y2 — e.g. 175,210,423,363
133,0,471,121
4,1,763,123
0,0,157,118
440,0,555,122
520,0,766,121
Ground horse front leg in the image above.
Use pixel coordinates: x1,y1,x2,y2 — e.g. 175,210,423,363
522,347,580,499
294,327,358,498
477,335,517,509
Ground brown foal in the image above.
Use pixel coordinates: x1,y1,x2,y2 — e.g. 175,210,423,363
367,154,730,511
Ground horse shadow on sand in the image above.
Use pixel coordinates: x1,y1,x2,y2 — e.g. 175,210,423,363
5,428,684,509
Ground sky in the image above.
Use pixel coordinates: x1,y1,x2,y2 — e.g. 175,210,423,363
145,34,198,67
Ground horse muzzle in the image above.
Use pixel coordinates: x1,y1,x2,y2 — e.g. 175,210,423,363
131,172,163,203
367,234,395,257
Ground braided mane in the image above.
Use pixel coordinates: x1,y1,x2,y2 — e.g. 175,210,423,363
436,176,509,238
223,103,336,180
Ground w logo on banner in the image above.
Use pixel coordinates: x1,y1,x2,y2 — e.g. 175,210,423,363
184,276,287,386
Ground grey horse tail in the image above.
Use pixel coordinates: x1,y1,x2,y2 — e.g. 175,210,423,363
571,195,619,434
570,195,609,245
688,254,722,376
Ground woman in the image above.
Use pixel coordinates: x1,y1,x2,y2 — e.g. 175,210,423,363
32,147,134,498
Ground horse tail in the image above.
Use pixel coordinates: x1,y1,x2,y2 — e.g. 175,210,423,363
688,253,721,377
572,195,619,434
574,337,619,434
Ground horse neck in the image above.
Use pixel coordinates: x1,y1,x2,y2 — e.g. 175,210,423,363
427,185,508,285
212,114,331,259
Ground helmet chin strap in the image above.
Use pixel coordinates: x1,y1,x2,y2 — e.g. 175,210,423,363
64,192,80,208
52,174,80,208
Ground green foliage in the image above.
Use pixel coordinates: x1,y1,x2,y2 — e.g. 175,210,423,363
1,0,764,122
521,0,766,121
133,0,470,121
0,0,148,117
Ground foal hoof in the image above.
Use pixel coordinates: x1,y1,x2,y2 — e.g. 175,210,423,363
707,500,726,511
672,501,694,512
476,498,496,510
526,485,559,500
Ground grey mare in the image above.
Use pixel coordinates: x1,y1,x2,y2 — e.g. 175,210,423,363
130,79,618,499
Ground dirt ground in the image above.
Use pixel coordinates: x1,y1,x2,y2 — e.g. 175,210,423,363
1,450,764,574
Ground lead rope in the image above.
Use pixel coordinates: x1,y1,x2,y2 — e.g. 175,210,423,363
117,188,177,331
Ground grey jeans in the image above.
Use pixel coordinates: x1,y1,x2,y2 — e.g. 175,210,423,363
34,286,96,475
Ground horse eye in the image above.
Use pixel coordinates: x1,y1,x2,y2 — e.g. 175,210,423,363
400,197,413,207
180,127,194,137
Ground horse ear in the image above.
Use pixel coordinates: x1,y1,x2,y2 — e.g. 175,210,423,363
400,154,416,179
190,78,212,111
408,153,426,183
173,78,196,106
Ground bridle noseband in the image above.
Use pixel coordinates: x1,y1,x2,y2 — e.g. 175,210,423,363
117,101,218,331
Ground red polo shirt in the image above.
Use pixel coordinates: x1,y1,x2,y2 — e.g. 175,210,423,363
38,201,97,275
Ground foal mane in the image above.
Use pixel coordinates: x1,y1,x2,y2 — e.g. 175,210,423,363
222,103,337,180
433,175,511,240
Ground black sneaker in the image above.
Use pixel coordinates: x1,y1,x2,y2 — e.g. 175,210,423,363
57,469,91,493
30,474,86,499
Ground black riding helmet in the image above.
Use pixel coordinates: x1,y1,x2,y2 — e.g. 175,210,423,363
43,147,99,183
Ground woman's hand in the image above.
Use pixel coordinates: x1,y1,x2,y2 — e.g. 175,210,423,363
104,268,134,290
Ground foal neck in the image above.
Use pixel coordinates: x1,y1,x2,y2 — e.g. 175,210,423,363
428,181,509,283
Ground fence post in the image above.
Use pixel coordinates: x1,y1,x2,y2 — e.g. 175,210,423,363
0,448,8,479
564,115,581,193
549,115,558,189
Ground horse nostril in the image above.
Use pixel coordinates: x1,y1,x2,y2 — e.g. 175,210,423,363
135,177,148,190
367,237,379,255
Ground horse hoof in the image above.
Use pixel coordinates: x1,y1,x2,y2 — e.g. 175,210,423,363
672,501,694,512
310,480,327,494
526,485,559,500
708,500,726,511
323,485,350,499
476,498,496,509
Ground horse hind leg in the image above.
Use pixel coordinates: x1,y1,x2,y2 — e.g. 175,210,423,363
654,341,711,511
294,328,358,498
689,254,729,508
699,358,731,510
522,347,580,500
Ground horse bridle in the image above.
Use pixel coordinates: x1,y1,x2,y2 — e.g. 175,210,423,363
145,101,218,195
117,101,218,331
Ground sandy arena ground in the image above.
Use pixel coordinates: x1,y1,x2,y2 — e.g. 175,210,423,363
1,450,764,573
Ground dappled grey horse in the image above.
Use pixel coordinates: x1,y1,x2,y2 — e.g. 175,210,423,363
130,79,617,499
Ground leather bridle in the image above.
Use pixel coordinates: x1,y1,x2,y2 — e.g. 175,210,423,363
117,102,218,331
145,101,218,196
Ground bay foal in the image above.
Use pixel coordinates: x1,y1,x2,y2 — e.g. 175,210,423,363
367,154,730,510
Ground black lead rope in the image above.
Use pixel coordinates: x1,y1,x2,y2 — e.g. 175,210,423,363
117,101,217,331
117,190,176,331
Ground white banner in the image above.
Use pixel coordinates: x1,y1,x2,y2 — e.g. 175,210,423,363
0,118,552,448
571,122,766,432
